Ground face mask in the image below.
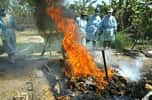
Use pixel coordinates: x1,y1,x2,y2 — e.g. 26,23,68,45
81,15,87,20
0,13,6,17
0,9,5,17
108,12,112,16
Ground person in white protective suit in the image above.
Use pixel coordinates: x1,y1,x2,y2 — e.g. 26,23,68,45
86,7,101,49
99,8,117,48
0,8,20,63
76,10,88,47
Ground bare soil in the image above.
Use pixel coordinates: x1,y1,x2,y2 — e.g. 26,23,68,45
0,29,151,100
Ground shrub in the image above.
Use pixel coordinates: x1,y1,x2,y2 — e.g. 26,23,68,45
112,32,130,49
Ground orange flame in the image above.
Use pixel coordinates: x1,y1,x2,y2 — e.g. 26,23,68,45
45,3,113,90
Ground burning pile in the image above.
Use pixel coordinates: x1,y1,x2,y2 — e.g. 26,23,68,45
37,1,152,99
44,0,113,91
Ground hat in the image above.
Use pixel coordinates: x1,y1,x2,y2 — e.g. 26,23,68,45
79,7,88,15
107,8,113,12
80,10,88,16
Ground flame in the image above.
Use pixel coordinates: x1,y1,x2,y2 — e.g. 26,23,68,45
45,1,113,90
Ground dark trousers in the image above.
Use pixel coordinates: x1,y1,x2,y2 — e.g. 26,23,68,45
86,39,96,48
103,41,112,48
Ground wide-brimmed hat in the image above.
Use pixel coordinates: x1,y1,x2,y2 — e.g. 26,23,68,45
80,10,88,16
107,8,113,12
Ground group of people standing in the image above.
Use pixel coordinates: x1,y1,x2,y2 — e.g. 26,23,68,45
0,7,117,63
0,8,18,63
76,7,117,49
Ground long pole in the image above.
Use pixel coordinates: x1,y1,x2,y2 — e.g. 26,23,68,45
102,50,109,80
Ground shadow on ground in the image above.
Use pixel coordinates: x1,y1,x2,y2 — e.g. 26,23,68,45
0,56,47,80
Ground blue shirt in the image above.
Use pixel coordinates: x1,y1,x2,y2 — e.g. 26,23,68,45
1,14,18,40
0,15,18,54
100,15,117,31
99,15,117,41
0,17,7,40
86,15,101,40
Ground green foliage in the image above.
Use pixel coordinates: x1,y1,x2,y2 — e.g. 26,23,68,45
1,0,151,43
69,0,99,16
0,0,34,20
112,32,130,49
126,0,152,39
111,0,152,41
98,2,109,17
0,0,9,8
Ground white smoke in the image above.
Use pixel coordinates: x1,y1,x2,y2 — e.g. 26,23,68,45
93,49,118,67
93,49,144,82
117,57,144,81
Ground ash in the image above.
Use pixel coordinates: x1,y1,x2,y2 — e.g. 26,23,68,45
41,56,150,100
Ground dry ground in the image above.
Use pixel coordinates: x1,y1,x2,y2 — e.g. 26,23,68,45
0,29,56,100
0,29,151,100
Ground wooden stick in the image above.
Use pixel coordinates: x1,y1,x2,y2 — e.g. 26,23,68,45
102,50,109,81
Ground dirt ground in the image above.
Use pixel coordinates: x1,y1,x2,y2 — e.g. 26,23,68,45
0,29,56,100
0,57,54,100
0,29,151,100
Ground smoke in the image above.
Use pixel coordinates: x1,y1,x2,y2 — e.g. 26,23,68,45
93,49,118,67
94,49,144,82
117,57,144,81
33,0,75,32
104,49,144,81
33,0,55,32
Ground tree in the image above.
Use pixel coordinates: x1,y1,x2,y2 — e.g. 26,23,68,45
69,0,100,16
0,0,9,8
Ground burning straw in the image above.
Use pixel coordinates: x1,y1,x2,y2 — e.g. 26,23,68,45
44,0,113,91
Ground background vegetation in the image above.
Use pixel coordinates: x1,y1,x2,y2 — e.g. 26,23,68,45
0,0,151,49
70,0,152,49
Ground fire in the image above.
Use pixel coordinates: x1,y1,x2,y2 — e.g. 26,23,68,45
45,1,113,90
